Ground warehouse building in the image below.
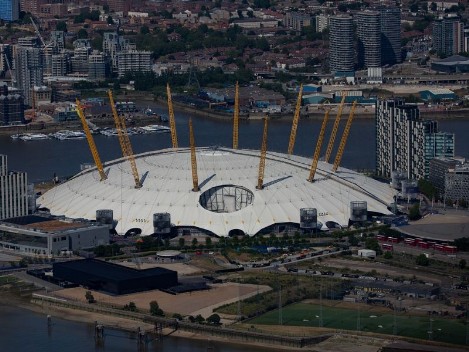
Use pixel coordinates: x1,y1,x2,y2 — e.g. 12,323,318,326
53,259,178,295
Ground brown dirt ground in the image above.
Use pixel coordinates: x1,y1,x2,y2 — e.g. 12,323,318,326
55,283,270,317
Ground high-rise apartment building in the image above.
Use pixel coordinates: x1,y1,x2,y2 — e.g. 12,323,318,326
429,157,466,197
103,32,132,71
0,0,19,21
433,16,464,57
284,12,312,32
0,155,29,220
117,51,151,78
88,52,109,81
379,6,401,65
13,44,43,107
316,14,329,33
376,99,454,180
357,11,381,69
329,15,355,76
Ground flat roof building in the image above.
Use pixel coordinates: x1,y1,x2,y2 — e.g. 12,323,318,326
0,214,110,256
53,258,178,295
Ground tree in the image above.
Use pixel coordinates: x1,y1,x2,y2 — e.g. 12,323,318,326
383,251,393,259
55,21,67,32
194,314,205,324
205,237,212,248
416,254,429,266
459,259,466,269
85,290,95,303
206,313,221,325
430,2,437,11
418,179,438,200
124,301,137,311
77,28,88,39
408,203,421,221
140,25,150,35
150,300,164,316
178,237,185,249
107,16,113,25
365,238,382,255
192,237,198,248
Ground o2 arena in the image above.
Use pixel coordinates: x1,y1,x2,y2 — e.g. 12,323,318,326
38,146,395,237
38,90,395,237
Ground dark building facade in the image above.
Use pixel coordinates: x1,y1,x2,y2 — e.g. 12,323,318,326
379,6,401,66
53,259,178,295
0,85,24,125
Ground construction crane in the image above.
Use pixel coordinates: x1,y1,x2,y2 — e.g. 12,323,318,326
308,109,331,183
324,92,346,163
257,117,269,190
75,99,107,181
232,81,239,149
189,118,199,192
166,83,178,148
30,17,48,49
108,90,142,189
332,101,357,173
287,84,303,155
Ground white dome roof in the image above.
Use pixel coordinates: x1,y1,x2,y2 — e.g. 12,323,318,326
38,147,394,237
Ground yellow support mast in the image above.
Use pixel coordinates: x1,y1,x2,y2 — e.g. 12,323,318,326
324,92,346,163
75,99,107,181
108,90,142,189
257,117,269,190
166,83,178,149
308,110,330,182
232,81,239,149
332,101,357,173
287,84,303,155
189,118,199,192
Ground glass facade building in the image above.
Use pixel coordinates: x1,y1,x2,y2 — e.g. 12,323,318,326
0,0,19,22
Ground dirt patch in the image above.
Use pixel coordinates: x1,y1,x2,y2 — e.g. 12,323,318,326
55,283,270,317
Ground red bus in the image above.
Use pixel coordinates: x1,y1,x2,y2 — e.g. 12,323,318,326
376,235,386,242
387,237,399,243
404,238,416,246
382,244,393,251
443,245,458,254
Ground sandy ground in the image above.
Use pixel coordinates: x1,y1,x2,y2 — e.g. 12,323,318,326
55,282,271,318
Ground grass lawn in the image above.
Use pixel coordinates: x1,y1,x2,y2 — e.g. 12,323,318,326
248,302,468,345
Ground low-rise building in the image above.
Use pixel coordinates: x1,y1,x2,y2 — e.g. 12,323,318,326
0,214,110,257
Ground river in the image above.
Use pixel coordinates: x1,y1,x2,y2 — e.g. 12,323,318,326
0,304,276,352
1,102,468,182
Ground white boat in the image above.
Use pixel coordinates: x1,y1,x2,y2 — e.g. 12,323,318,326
19,133,49,141
10,134,25,140
140,125,171,133
52,130,86,140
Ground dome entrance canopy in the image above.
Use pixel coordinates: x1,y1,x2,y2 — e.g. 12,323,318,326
199,185,254,213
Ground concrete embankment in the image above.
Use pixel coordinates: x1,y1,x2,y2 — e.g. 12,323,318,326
31,293,331,349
